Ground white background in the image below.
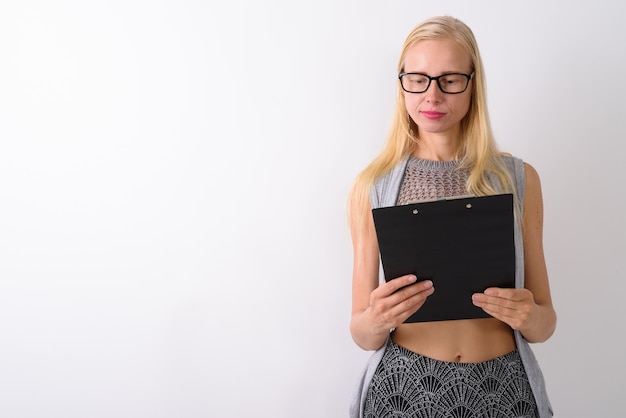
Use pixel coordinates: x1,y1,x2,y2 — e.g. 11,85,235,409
0,1,624,417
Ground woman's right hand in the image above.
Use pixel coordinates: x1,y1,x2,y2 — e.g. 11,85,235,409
366,275,434,334
349,197,434,350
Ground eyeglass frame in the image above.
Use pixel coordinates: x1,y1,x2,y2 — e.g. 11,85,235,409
398,71,475,94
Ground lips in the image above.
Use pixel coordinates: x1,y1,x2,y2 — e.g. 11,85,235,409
421,111,446,120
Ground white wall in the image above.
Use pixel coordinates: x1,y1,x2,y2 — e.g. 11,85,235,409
0,1,623,417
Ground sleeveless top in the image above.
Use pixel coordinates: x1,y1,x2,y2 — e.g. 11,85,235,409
396,157,469,204
349,155,553,418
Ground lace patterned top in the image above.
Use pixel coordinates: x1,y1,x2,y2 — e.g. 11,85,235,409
396,156,470,205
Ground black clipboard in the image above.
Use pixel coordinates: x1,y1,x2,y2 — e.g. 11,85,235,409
371,193,515,323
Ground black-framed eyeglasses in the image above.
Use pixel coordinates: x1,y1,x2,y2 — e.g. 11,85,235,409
398,72,474,94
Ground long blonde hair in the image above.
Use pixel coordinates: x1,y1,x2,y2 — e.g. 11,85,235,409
348,16,513,230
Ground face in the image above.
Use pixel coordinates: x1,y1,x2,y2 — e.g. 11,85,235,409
402,38,473,141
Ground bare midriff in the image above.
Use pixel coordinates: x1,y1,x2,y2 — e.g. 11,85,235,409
391,318,515,363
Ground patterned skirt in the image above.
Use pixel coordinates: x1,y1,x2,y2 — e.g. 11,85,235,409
363,338,538,418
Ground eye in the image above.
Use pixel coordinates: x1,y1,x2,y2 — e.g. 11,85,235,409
441,75,464,84
405,74,428,84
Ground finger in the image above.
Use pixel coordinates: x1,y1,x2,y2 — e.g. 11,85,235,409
391,274,419,291
387,282,435,320
371,278,433,327
472,293,517,312
478,301,516,317
481,304,531,331
484,287,528,302
476,294,533,328
390,279,433,303
378,274,418,297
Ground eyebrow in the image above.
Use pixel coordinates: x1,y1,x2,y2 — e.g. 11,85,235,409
400,70,471,75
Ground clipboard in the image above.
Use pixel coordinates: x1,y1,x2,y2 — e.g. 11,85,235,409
371,193,515,323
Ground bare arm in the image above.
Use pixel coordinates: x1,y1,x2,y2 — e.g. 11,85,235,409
472,163,557,342
517,162,557,342
349,198,434,351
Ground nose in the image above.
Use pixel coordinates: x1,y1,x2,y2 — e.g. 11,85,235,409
424,80,443,102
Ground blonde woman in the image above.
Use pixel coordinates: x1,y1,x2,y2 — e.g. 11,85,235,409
348,16,556,418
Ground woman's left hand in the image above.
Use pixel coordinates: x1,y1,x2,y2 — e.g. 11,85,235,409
471,287,537,332
471,163,556,343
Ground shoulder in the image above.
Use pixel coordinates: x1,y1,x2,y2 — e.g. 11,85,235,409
522,162,543,203
373,157,410,187
370,157,410,209
499,154,542,182
522,162,541,184
498,154,524,176
485,154,525,196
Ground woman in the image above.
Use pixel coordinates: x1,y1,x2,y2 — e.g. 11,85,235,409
348,16,556,418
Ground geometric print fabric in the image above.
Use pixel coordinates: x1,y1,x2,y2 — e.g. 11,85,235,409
364,339,538,418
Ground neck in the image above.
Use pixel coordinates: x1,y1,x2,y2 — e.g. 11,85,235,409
413,131,461,161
